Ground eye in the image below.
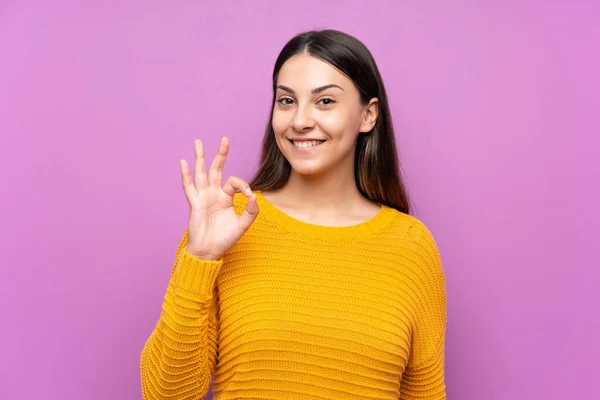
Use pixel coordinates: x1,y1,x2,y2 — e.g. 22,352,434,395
276,97,294,106
317,98,336,106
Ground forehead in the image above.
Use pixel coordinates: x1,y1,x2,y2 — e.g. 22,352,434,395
277,53,352,89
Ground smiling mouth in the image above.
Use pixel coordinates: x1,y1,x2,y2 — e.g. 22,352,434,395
289,139,326,148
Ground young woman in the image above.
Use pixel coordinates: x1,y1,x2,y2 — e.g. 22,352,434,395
140,29,447,400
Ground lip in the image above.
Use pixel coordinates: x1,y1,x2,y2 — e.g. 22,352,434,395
288,138,327,142
288,139,326,154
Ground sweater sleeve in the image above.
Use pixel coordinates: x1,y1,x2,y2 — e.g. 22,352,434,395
399,220,448,400
140,227,222,399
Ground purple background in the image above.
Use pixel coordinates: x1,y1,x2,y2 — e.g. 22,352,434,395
1,1,598,399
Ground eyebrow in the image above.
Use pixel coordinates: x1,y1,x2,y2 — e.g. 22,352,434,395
276,84,345,94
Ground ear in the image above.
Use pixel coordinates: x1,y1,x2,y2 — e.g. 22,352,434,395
359,98,379,133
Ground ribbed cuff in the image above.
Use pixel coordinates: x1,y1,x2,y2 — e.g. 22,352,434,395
173,248,223,294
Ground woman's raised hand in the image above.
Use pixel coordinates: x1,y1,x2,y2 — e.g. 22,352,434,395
180,137,259,261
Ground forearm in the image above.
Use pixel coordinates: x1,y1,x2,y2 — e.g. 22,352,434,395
140,249,222,399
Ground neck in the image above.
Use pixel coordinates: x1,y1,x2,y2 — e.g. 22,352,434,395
275,162,366,212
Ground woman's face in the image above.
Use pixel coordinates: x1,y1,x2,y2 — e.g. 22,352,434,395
272,53,378,177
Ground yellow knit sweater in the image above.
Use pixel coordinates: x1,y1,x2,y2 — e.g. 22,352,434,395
140,191,447,399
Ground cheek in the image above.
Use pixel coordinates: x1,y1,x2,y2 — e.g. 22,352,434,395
319,110,357,140
271,110,290,135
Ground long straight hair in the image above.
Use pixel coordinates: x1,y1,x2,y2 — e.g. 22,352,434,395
248,29,411,215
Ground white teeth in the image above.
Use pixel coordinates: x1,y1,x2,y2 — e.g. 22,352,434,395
293,140,324,148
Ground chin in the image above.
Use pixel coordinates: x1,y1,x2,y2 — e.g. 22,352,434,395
288,161,329,177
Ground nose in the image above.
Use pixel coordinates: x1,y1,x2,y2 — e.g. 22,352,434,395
291,104,316,132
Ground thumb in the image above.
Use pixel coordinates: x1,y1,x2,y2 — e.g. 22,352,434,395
238,194,259,232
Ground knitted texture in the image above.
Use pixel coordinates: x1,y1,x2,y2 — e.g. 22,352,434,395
140,191,447,399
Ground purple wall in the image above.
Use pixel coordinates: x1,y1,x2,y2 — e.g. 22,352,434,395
1,1,598,399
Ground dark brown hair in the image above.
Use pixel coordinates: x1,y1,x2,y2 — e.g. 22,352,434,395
248,29,411,215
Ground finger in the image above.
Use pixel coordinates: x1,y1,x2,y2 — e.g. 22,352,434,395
208,137,229,188
194,139,208,190
238,193,259,232
180,159,196,199
222,176,252,198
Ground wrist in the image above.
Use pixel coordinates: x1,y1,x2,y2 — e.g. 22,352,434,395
185,247,222,261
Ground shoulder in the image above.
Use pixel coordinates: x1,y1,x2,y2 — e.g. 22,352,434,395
405,215,441,256
383,208,440,249
382,208,445,278
384,211,447,328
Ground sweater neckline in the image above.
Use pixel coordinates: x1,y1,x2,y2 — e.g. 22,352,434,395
254,190,396,241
